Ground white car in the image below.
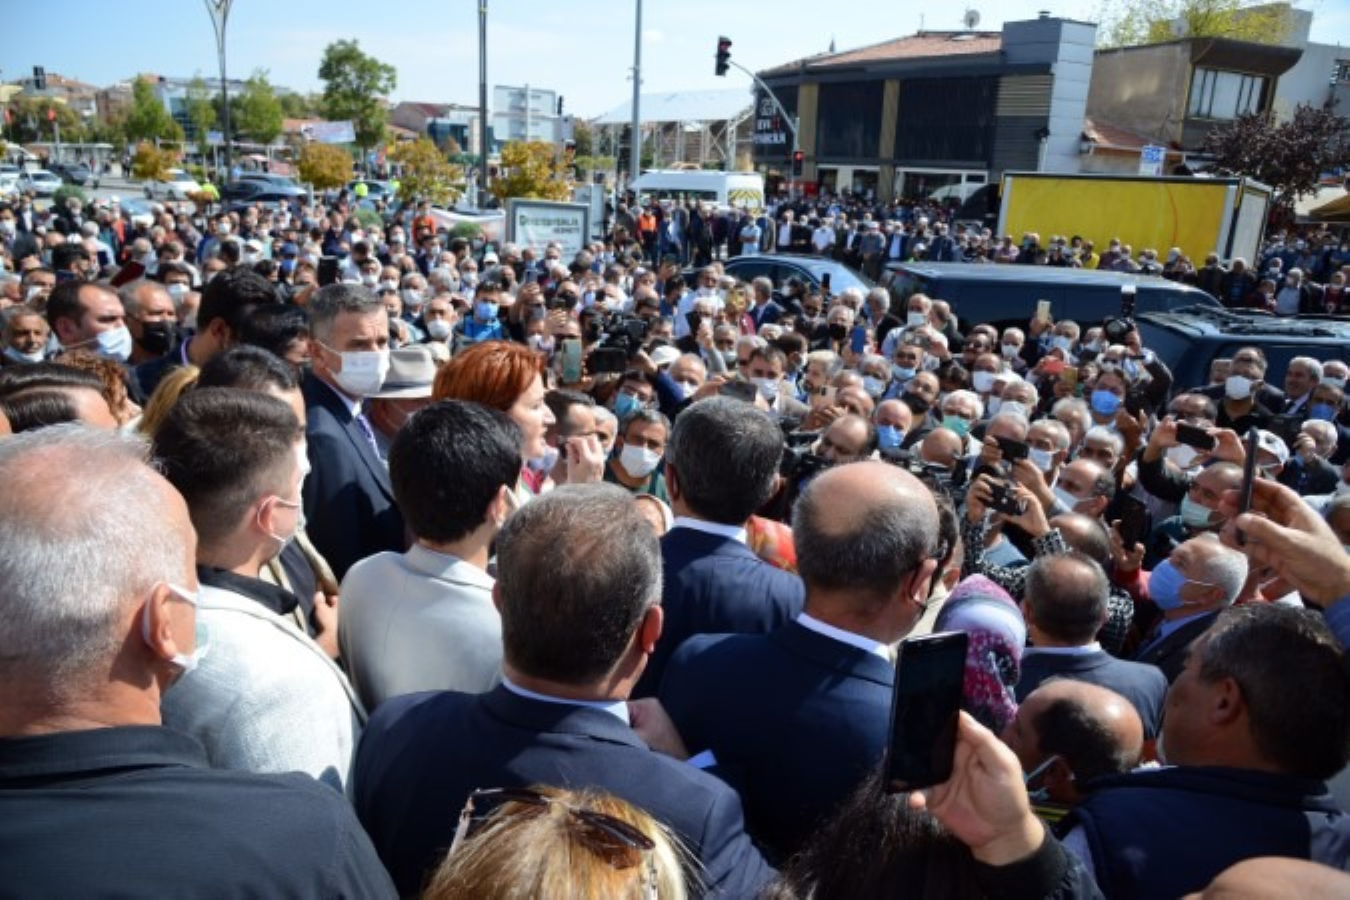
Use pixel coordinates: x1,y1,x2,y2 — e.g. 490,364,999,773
145,169,202,201
18,169,62,197
0,173,20,198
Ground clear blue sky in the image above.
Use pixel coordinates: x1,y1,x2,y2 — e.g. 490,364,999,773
1,1,1345,118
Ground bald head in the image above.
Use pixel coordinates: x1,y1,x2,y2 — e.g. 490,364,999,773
1005,679,1143,804
920,427,964,470
875,399,913,433
793,462,938,634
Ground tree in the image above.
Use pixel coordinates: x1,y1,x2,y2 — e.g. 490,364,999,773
318,39,397,159
491,141,574,202
297,142,353,190
388,137,463,205
3,97,82,144
185,75,218,155
1202,102,1350,225
278,91,322,119
234,70,285,146
124,77,184,144
1095,0,1291,48
131,142,177,181
572,119,594,158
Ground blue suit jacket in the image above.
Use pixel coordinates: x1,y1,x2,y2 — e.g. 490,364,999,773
301,372,405,580
1134,612,1218,683
634,526,805,698
1017,649,1169,739
661,621,894,860
351,686,773,898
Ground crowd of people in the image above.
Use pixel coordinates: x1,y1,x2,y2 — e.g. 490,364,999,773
2,180,1350,899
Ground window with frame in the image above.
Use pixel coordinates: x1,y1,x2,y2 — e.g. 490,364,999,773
1187,68,1266,120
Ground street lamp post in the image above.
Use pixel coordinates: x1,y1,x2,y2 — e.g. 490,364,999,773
204,0,234,185
478,0,489,209
629,0,643,187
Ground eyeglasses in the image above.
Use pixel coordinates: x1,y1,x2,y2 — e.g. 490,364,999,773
450,787,658,894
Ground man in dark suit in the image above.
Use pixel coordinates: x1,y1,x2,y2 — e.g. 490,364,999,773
1132,536,1247,682
351,484,773,898
301,283,405,579
1017,553,1168,741
746,277,784,330
633,398,805,697
655,460,940,859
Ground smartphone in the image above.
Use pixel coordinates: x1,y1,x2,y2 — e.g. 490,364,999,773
560,338,583,384
820,272,832,293
1062,366,1079,388
993,435,1029,462
1124,390,1146,417
1115,493,1151,551
685,311,702,335
317,256,340,286
809,385,838,410
1042,357,1066,376
1175,422,1217,452
885,631,969,793
850,325,867,354
590,347,629,374
987,479,1027,516
1238,427,1259,515
1120,284,1138,318
1036,300,1053,324
528,305,546,322
722,380,759,404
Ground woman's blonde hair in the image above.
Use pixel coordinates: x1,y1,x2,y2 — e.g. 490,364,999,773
422,785,694,900
136,365,200,437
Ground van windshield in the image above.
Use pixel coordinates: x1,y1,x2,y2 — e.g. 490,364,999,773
639,189,719,204
883,270,930,306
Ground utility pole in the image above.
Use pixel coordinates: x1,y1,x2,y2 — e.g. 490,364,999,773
629,0,643,187
203,0,234,184
478,0,489,208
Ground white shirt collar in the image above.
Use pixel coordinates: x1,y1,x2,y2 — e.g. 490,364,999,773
318,375,361,416
671,515,748,545
797,612,892,661
501,676,631,725
1024,642,1102,656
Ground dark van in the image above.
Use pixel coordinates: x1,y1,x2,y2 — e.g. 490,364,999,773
880,262,1220,331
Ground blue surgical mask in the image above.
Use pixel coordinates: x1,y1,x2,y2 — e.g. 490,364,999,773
862,376,885,398
1310,403,1338,422
876,424,904,450
613,391,643,420
1148,559,1216,611
1091,389,1122,417
475,301,499,322
892,365,916,382
1179,495,1216,530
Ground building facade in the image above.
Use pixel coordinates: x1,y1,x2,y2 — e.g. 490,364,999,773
753,15,1097,203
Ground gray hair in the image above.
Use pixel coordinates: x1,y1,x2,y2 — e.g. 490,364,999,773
495,483,662,683
942,388,985,421
1192,536,1248,607
116,279,170,318
734,335,767,355
1029,418,1071,452
307,282,385,343
426,267,458,294
1083,425,1125,458
988,411,1031,439
805,349,842,375
1052,397,1092,443
1288,356,1323,382
0,426,188,687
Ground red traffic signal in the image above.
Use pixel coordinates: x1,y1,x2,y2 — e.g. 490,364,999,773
791,150,804,177
715,37,732,76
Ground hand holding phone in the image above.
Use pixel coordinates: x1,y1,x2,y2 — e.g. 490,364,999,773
885,631,969,793
1175,422,1217,452
1238,427,1260,519
560,339,583,384
1036,300,1053,324
850,325,867,355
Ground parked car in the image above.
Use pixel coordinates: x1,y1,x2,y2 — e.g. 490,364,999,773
0,173,20,199
348,179,393,201
49,162,99,188
879,261,1220,333
235,172,307,195
144,169,202,201
18,170,62,197
119,197,157,228
221,177,306,204
1136,305,1350,396
684,253,874,298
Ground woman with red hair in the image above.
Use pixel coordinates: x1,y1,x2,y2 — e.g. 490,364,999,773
434,341,601,500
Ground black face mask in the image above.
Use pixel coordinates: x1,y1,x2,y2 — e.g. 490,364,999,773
138,321,178,357
901,392,930,417
828,323,849,342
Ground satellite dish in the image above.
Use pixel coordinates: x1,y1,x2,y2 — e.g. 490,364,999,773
964,8,981,29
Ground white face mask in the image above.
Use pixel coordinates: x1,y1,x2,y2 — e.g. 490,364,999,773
1225,374,1254,400
327,346,390,397
141,583,210,678
1001,343,1020,359
751,376,780,402
972,371,997,394
425,318,452,341
618,444,662,479
1028,447,1055,472
92,325,133,363
907,311,927,328
1167,444,1200,470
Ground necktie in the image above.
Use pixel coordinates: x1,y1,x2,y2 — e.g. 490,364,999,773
354,410,383,461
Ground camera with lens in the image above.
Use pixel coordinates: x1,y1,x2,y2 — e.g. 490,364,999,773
880,447,967,500
1101,315,1135,345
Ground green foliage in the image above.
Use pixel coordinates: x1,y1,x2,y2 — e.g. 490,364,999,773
352,206,383,230
450,221,482,240
185,75,217,155
3,97,83,144
131,142,177,181
492,141,573,202
52,185,87,206
318,39,397,153
297,142,353,190
389,137,463,206
1202,101,1350,222
278,92,322,119
234,70,285,146
125,77,184,144
1095,0,1291,48
572,119,594,158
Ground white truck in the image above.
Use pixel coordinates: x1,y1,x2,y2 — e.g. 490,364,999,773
629,169,765,211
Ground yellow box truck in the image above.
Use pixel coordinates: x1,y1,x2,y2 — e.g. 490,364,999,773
995,173,1271,266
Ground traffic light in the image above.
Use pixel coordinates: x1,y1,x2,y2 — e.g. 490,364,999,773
557,95,564,116
791,150,804,177
33,66,46,90
715,37,732,77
